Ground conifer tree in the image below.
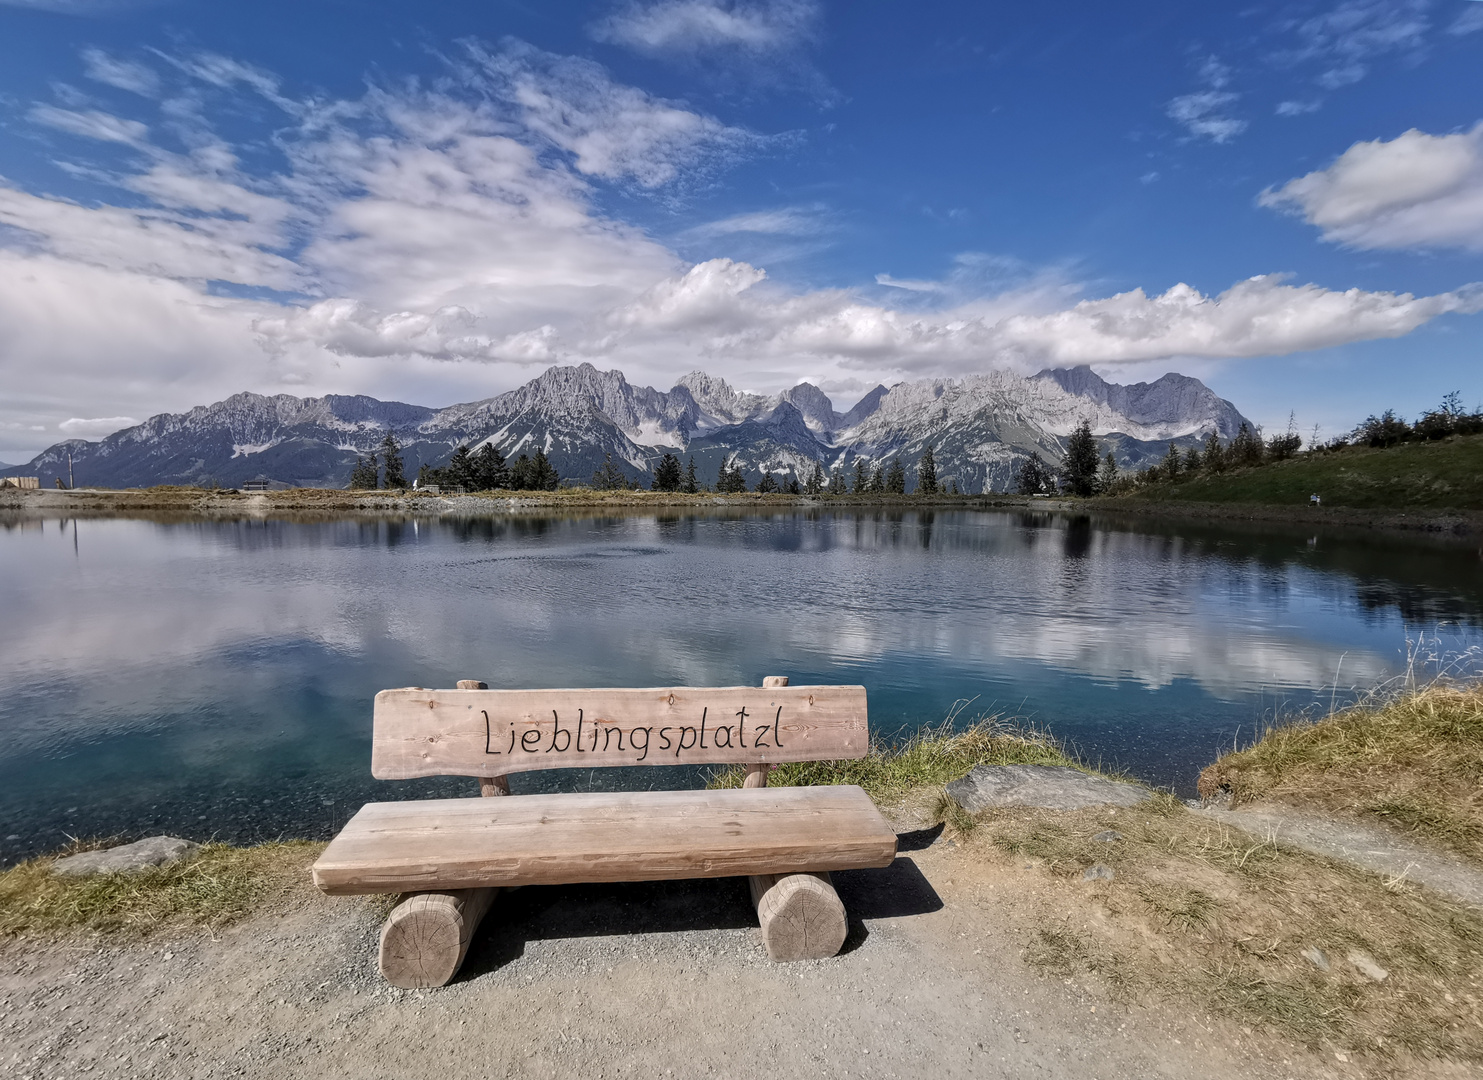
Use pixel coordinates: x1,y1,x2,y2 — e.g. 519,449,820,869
949,479,959,495
828,467,847,495
917,445,938,495
470,442,508,490
509,454,532,489
869,462,886,493
348,453,378,489
1097,451,1119,493
804,463,825,496
529,449,559,491
785,475,801,495
447,445,474,491
1202,430,1225,473
756,472,780,494
651,452,683,491
591,453,626,490
886,457,906,494
1162,441,1181,481
1061,419,1100,496
852,459,869,494
716,457,748,493
1012,452,1051,495
380,434,406,489
682,456,699,494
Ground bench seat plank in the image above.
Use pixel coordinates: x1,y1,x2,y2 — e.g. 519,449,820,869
312,785,897,896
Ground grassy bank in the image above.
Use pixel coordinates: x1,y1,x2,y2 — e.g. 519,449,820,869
1118,433,1483,511
707,716,1079,804
1197,682,1483,863
0,840,321,936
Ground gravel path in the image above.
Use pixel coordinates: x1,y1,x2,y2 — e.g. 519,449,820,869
0,837,1384,1080
1190,805,1483,909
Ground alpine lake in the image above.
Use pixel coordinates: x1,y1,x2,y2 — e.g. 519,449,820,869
2,506,1481,865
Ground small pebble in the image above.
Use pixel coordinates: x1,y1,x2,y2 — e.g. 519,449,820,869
1082,863,1115,882
1301,946,1329,971
1093,830,1123,842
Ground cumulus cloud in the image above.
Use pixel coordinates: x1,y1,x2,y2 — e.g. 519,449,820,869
1,38,1479,451
1260,124,1483,251
591,0,818,57
59,416,138,437
581,259,1482,375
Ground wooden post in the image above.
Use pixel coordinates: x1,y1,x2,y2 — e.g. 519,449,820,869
747,675,849,961
377,678,501,989
456,680,511,798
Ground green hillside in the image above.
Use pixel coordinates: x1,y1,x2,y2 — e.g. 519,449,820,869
1117,433,1483,511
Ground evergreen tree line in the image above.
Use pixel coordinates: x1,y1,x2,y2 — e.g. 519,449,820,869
611,444,957,496
405,441,560,492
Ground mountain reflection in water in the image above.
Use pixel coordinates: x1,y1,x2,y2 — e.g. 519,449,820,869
1,509,1479,864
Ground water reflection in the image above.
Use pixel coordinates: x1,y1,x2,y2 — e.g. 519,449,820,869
1,508,1479,863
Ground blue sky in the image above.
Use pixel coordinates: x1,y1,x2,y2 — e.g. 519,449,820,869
1,0,1481,458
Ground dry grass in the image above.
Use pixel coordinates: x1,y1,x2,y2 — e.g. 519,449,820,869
1197,683,1483,862
0,841,322,937
951,795,1483,1062
708,713,1078,803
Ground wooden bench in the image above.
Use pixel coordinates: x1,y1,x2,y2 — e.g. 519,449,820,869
312,676,898,988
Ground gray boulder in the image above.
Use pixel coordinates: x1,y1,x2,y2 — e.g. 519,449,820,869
946,765,1151,814
53,836,200,877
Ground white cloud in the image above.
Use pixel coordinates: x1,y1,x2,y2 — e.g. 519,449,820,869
1166,90,1247,143
1,39,1480,447
683,206,826,239
1276,0,1430,89
28,104,149,146
81,49,160,96
1259,124,1483,251
580,259,1481,376
1452,6,1483,36
1276,99,1321,117
591,0,818,57
59,416,137,437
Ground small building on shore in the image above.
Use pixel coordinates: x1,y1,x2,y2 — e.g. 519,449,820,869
0,476,40,490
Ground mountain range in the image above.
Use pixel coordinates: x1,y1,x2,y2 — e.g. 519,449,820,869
2,364,1252,493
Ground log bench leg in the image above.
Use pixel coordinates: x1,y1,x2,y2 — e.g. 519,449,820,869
378,887,498,989
748,871,848,961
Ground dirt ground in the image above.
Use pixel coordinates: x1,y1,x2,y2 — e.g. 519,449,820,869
4,828,1443,1080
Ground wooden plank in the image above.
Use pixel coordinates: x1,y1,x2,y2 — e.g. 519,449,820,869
311,785,898,895
371,685,869,780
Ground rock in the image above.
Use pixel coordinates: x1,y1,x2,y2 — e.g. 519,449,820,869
1093,830,1123,842
1301,945,1330,971
946,765,1151,814
53,836,200,877
1346,949,1388,982
1082,863,1115,882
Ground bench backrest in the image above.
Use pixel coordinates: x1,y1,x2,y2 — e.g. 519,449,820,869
372,684,869,780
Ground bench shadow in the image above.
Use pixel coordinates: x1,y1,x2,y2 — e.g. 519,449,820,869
457,855,943,981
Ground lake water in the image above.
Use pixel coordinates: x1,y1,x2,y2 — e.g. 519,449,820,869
2,508,1480,865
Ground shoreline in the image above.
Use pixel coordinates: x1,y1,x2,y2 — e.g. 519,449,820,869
4,485,1482,537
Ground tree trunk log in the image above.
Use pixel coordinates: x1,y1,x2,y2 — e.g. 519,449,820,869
749,871,848,961
377,888,499,989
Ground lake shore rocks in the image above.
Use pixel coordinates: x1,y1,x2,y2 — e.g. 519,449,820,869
946,765,1151,814
53,836,200,877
